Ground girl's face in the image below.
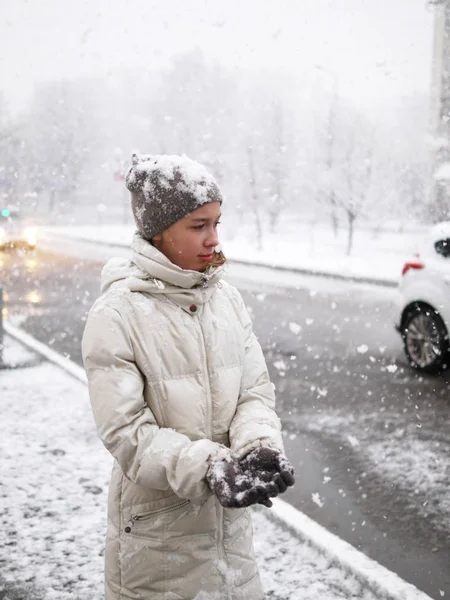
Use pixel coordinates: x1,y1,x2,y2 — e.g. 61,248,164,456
152,201,221,272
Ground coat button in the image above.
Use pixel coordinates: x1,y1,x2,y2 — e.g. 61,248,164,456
125,526,131,533
189,304,197,313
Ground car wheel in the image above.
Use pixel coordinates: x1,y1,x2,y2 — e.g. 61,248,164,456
402,305,449,373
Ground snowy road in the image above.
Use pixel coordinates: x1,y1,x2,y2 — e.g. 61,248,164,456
0,242,449,598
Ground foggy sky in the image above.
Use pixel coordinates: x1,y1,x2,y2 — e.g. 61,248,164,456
1,0,434,113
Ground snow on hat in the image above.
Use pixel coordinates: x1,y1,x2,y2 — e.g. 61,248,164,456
125,154,223,241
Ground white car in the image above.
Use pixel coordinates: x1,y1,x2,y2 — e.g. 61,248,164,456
0,207,38,251
395,222,450,373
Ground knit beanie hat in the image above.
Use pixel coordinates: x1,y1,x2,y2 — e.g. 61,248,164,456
125,154,223,241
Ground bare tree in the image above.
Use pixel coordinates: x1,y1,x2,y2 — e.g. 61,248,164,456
147,49,238,164
0,95,25,210
265,99,289,233
324,92,339,237
246,145,263,251
23,79,99,219
331,108,376,254
343,137,374,255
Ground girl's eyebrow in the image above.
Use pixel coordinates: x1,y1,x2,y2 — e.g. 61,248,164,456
190,215,222,222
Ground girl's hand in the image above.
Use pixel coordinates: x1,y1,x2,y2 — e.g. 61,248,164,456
239,447,295,507
207,456,268,508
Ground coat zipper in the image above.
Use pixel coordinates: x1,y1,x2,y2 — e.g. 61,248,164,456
216,502,225,561
125,499,189,533
196,316,213,440
216,503,232,600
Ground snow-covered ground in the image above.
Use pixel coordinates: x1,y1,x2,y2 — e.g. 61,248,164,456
0,335,432,600
42,218,431,285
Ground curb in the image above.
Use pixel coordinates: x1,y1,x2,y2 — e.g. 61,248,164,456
3,324,432,600
42,230,398,289
228,258,398,288
3,322,87,384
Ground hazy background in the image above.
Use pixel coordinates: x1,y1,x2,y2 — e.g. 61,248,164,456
0,0,437,243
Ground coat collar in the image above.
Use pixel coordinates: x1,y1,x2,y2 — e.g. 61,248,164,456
101,234,224,314
131,233,223,291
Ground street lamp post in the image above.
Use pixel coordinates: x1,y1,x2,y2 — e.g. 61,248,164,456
428,0,450,220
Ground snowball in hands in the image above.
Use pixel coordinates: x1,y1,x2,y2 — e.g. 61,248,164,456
207,456,266,508
239,447,295,508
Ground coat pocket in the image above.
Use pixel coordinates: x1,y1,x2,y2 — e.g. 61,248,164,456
124,499,190,538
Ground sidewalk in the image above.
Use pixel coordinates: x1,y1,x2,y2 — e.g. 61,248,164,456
0,328,432,600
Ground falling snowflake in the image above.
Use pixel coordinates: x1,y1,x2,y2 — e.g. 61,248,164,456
386,364,398,373
357,344,368,354
347,435,360,448
273,360,287,372
311,493,324,508
288,322,302,335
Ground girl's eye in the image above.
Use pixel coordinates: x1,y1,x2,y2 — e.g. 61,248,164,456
192,221,221,230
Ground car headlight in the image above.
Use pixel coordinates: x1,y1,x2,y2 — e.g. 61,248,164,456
24,227,38,245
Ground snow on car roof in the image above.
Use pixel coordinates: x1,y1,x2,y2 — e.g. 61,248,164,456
416,221,450,259
429,221,450,241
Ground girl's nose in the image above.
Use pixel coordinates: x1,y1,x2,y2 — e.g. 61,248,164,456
206,229,219,248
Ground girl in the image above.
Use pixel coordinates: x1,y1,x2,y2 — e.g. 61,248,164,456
82,154,295,600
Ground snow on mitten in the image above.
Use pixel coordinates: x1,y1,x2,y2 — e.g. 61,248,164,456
206,456,265,508
240,447,295,507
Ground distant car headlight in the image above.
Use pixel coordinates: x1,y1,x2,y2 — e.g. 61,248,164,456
24,227,38,246
25,290,42,304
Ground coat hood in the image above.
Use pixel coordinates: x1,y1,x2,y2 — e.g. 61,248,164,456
100,233,224,312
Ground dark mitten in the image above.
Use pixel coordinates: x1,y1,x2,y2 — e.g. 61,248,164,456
240,447,295,507
207,456,265,508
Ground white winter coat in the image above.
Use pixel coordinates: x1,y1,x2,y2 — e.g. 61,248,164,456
81,234,284,600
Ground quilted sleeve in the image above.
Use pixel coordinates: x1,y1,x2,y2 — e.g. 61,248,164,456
82,298,228,499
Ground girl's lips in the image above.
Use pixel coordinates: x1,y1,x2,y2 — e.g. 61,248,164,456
199,254,213,261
